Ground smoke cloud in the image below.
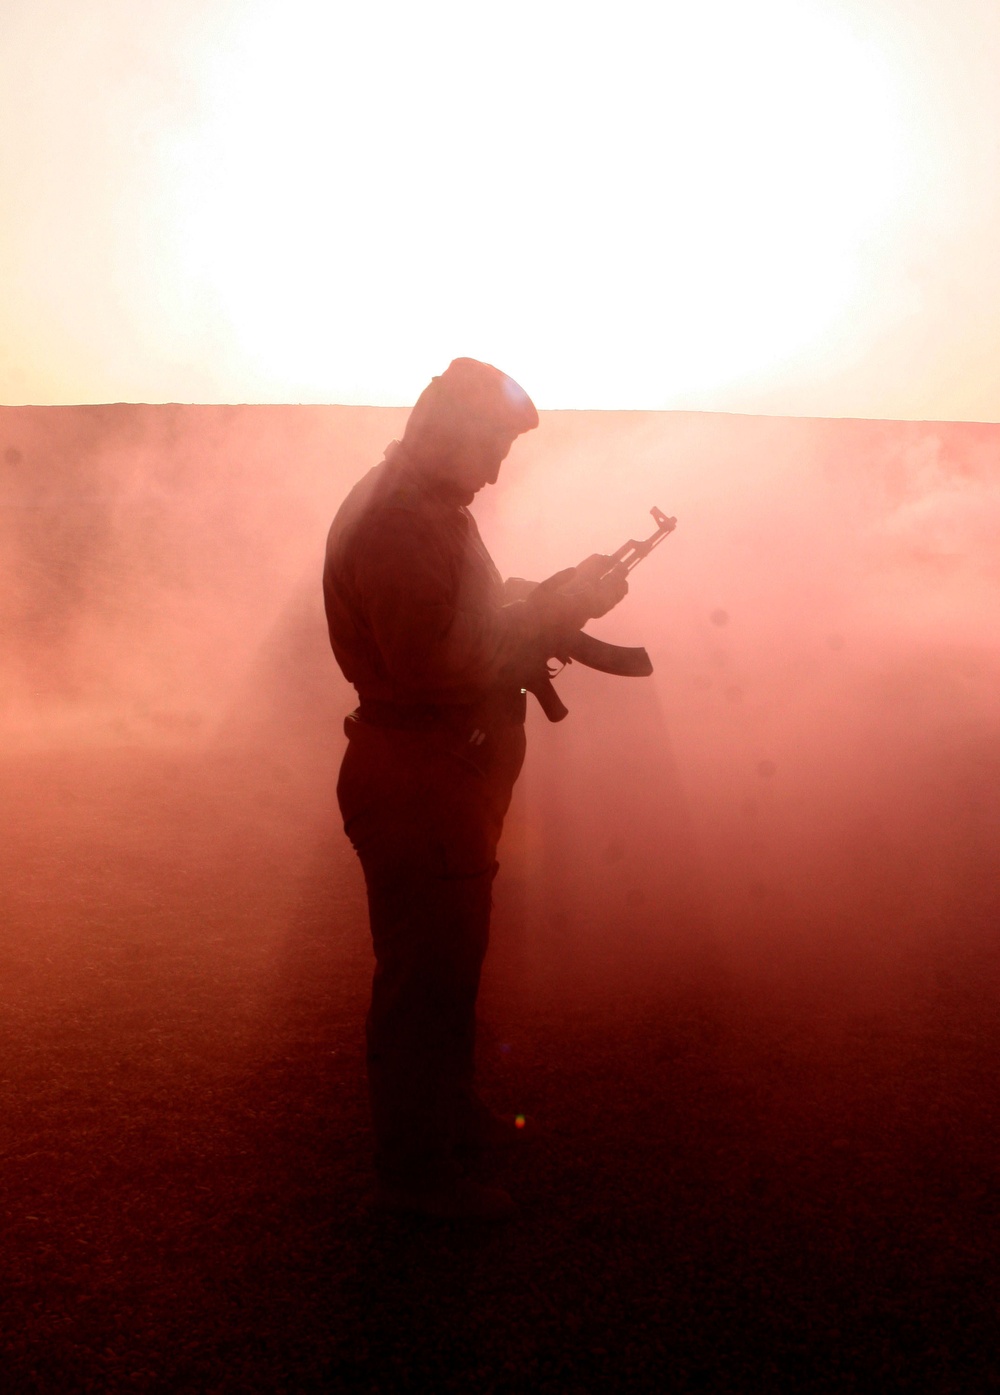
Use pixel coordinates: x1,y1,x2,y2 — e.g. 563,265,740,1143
2,403,996,1015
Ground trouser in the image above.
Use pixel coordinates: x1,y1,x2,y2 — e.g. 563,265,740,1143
337,716,525,1187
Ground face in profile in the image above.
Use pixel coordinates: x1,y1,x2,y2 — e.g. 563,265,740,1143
444,425,520,503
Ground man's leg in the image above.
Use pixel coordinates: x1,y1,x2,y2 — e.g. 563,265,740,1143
363,857,493,1189
337,724,520,1212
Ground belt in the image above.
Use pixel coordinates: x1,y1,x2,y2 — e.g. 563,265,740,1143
356,698,469,730
355,689,527,731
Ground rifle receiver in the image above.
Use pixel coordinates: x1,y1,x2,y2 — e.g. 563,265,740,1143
612,506,677,573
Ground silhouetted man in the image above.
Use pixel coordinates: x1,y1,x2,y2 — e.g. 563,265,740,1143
323,358,627,1219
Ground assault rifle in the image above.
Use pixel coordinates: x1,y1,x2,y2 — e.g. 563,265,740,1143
525,506,677,722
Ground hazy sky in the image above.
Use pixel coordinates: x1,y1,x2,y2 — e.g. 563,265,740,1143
2,0,999,418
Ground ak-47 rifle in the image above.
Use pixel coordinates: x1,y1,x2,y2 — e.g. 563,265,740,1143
524,506,677,722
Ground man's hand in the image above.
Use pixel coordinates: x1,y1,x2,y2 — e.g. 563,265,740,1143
565,553,629,619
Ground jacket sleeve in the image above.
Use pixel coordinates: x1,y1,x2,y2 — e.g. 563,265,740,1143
500,576,538,603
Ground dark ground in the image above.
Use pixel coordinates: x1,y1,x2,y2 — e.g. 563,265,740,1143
1,743,997,1394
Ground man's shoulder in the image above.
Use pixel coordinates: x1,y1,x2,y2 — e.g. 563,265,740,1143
330,460,419,543
327,459,452,585
342,459,423,519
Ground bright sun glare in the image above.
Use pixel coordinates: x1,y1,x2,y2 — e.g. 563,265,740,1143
170,0,909,406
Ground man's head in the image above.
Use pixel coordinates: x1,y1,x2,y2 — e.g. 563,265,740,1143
401,358,538,503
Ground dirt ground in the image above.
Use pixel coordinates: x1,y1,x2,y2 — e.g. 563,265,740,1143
1,739,997,1395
